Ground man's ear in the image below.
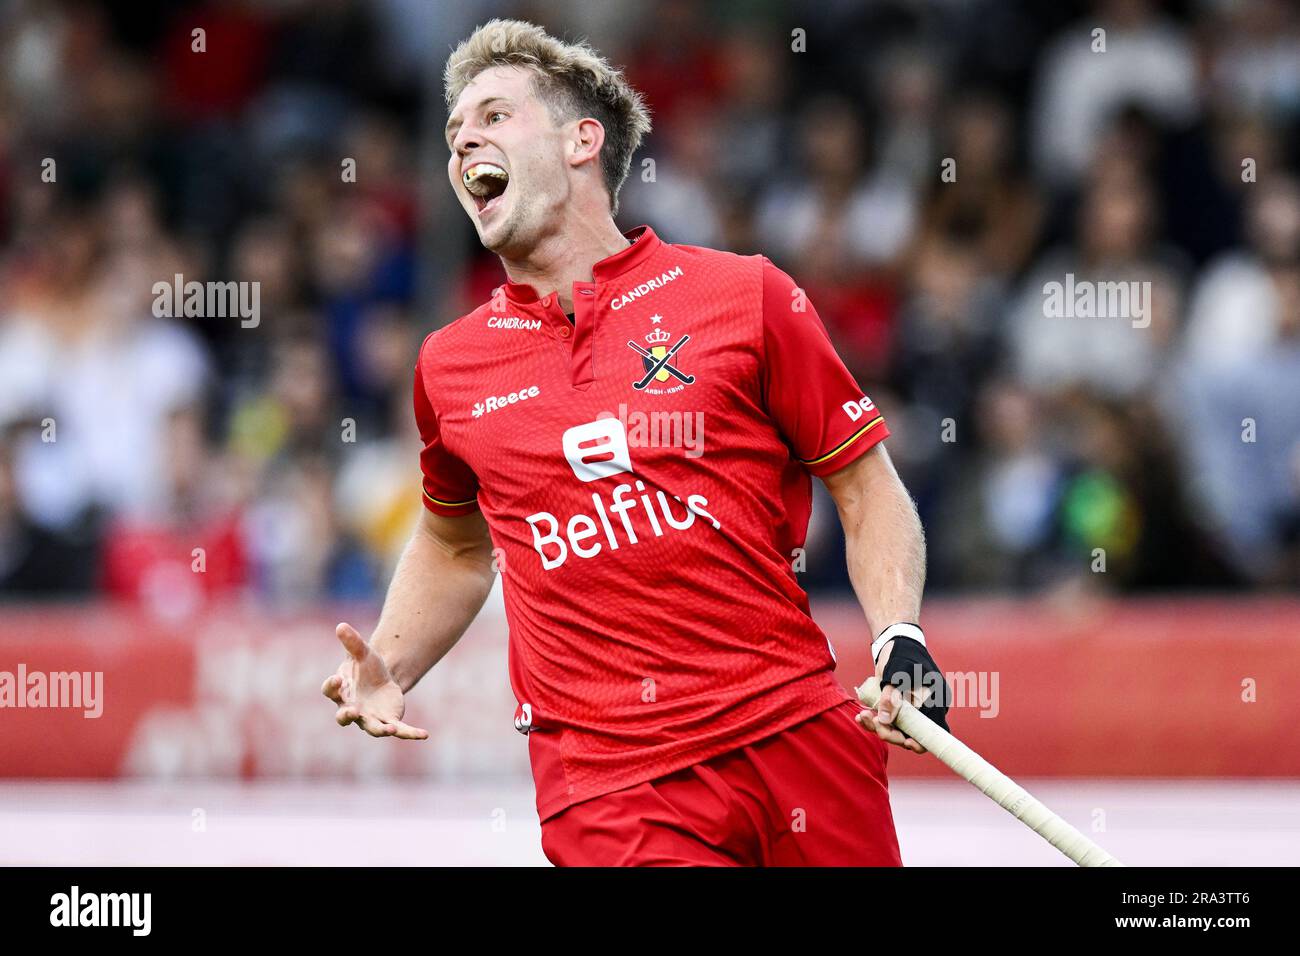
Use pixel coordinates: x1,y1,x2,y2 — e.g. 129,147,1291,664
568,117,606,169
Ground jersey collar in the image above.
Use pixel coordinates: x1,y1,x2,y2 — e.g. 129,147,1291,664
593,224,661,281
500,225,662,305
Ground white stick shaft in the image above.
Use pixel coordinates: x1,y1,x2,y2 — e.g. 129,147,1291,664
858,677,1123,867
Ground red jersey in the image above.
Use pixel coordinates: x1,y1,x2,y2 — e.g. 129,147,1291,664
413,226,889,820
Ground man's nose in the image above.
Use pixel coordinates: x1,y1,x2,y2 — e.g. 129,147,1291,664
452,125,482,156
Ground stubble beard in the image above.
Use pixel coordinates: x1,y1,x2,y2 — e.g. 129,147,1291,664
480,195,535,259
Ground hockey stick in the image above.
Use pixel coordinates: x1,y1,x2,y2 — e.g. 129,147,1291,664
856,676,1123,867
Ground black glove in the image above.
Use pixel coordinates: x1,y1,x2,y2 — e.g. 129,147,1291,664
877,635,951,733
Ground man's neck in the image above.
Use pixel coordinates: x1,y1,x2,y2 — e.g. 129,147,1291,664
500,216,631,313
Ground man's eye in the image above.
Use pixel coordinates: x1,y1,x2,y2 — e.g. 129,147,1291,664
487,111,506,124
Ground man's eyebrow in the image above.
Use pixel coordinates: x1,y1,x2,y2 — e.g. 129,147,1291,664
445,96,511,143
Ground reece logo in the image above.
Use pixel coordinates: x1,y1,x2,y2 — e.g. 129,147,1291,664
472,385,540,418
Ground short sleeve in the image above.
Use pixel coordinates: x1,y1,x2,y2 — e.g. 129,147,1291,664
761,258,889,476
413,338,479,515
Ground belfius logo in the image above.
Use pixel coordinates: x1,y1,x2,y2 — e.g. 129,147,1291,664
525,418,720,569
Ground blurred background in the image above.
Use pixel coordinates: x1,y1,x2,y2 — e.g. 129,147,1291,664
0,0,1298,866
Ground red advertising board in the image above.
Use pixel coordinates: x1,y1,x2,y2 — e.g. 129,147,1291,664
2,597,1297,778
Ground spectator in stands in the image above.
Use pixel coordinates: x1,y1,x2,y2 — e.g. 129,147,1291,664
1031,0,1198,185
1008,158,1184,399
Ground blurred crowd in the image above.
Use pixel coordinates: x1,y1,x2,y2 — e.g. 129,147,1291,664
1,0,1298,613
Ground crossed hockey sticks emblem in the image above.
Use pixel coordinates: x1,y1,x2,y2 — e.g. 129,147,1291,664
627,334,695,390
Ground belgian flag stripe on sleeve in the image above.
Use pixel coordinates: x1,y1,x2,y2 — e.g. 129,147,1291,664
801,416,885,466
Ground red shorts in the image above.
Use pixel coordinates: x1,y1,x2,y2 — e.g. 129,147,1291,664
539,700,902,866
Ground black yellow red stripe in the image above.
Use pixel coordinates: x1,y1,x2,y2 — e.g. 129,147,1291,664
802,416,885,466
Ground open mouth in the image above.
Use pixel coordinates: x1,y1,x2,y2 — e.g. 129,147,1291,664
463,162,509,215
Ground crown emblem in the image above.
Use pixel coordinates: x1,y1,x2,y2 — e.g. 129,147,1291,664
644,327,671,344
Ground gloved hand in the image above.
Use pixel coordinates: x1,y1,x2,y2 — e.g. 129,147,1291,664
858,623,951,753
877,634,950,733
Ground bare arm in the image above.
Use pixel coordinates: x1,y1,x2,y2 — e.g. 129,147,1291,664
370,507,496,691
822,442,926,633
822,442,932,752
322,507,495,737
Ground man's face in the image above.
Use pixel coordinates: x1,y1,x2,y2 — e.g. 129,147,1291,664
446,65,573,256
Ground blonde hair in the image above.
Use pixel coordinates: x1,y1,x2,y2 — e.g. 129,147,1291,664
444,19,652,215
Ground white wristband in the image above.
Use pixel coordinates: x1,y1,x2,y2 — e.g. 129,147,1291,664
872,623,925,662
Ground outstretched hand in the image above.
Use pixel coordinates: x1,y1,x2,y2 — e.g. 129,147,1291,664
321,623,429,740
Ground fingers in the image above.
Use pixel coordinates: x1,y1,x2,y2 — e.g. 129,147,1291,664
322,669,357,706
386,719,429,741
354,713,395,736
874,681,930,719
335,706,396,737
321,674,344,704
334,705,428,740
329,624,422,741
867,680,934,747
874,683,903,726
857,706,927,754
859,709,926,753
336,622,369,661
881,683,930,753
